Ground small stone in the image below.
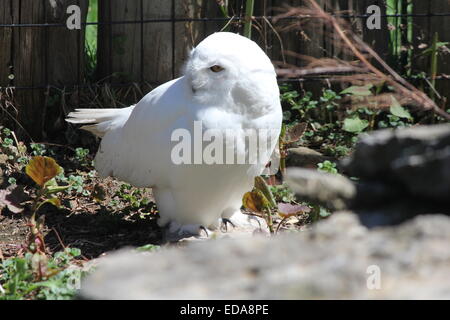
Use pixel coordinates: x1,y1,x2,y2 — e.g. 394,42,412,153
285,168,356,211
286,147,333,169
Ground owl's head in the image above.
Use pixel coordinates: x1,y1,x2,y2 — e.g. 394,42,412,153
184,32,278,109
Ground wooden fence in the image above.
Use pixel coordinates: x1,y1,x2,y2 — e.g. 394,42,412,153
0,0,449,140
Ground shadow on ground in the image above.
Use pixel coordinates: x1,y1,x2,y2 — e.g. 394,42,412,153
0,204,162,259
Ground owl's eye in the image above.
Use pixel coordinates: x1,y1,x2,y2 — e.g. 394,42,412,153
210,65,224,73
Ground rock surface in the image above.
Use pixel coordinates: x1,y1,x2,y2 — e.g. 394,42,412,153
341,124,450,201
287,124,450,227
285,168,356,211
79,212,450,299
79,124,450,300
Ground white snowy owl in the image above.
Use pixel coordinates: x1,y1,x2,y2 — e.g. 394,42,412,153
67,32,282,240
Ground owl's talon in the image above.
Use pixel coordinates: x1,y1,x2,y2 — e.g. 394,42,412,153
220,218,236,232
199,225,209,237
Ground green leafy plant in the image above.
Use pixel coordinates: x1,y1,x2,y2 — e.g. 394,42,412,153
26,156,69,215
317,160,338,174
74,148,90,167
25,156,70,255
243,177,310,234
0,156,84,300
135,244,161,253
342,116,369,133
0,248,84,300
30,144,47,156
67,174,89,196
115,183,150,209
0,127,28,170
269,184,296,203
389,96,413,121
309,206,332,223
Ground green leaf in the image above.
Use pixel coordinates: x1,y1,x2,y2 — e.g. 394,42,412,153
254,176,277,208
45,185,71,195
319,207,331,218
65,247,81,257
341,84,373,96
217,0,229,17
343,117,369,133
36,197,61,211
389,96,412,120
136,244,160,252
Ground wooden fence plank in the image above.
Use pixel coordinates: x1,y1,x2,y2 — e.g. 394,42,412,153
174,0,225,77
355,0,389,62
0,0,87,139
97,0,144,84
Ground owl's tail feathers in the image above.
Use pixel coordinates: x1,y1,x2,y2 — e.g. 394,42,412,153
66,105,135,137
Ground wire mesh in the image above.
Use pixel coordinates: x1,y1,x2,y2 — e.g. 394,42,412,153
0,2,449,97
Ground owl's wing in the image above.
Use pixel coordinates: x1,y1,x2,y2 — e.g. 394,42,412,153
66,77,191,187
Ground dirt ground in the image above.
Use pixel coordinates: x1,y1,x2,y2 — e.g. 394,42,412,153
0,168,163,259
0,144,307,261
0,203,162,259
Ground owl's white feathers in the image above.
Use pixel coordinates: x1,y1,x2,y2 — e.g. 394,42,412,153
67,32,282,236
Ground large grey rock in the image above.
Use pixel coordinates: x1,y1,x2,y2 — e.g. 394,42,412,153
79,213,450,300
342,124,450,201
285,125,450,227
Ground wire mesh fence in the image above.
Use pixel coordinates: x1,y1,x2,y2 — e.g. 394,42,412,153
0,0,449,140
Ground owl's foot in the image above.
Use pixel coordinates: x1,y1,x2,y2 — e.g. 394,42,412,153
220,218,236,232
199,225,210,237
163,221,210,242
220,211,267,234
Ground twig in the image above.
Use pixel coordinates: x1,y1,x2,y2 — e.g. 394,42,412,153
276,66,367,77
220,15,236,32
0,100,34,142
11,130,23,156
52,227,67,250
277,0,450,121
425,78,442,100
275,216,288,234
262,16,286,64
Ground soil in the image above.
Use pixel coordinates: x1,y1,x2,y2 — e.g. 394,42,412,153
0,204,162,259
0,166,163,259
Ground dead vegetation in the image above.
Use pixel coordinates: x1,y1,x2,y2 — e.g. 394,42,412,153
274,0,450,121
